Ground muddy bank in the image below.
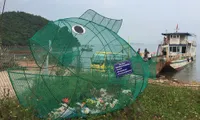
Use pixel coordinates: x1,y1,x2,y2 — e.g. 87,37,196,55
149,75,200,90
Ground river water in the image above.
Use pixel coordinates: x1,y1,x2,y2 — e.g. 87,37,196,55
131,43,200,82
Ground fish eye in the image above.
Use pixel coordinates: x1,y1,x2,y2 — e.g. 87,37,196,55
72,25,85,34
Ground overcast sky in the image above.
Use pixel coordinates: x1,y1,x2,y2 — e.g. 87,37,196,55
1,0,200,44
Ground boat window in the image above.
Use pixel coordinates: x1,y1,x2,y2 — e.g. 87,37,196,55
92,54,105,64
107,54,115,61
106,54,124,64
170,46,180,52
172,47,176,52
114,54,123,61
170,47,173,52
177,47,180,52
182,47,186,53
172,35,177,38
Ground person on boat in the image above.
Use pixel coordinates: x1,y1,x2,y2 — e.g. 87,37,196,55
144,48,149,61
144,48,149,57
162,49,167,56
137,48,140,55
162,48,167,61
148,52,152,60
163,37,167,45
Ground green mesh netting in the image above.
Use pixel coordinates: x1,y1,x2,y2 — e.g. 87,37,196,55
7,9,152,119
148,57,157,79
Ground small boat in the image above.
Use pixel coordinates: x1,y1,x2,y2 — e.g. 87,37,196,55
81,45,93,52
156,25,197,73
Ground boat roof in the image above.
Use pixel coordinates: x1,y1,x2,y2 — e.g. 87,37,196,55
161,32,193,36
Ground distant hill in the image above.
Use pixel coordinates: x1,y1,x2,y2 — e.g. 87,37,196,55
0,11,49,46
130,42,144,45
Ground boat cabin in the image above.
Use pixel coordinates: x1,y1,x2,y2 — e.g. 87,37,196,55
159,31,196,60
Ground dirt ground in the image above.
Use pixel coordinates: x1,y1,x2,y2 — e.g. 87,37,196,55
0,60,37,98
17,60,37,67
0,71,16,98
149,76,200,90
1,60,200,98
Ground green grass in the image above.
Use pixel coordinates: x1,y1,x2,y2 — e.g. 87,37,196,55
1,84,200,120
0,96,39,120
136,84,200,120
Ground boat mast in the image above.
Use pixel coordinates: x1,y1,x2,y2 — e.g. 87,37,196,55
175,24,179,33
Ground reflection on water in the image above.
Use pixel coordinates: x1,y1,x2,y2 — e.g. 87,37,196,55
160,61,199,82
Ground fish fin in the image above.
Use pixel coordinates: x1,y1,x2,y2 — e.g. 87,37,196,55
80,9,123,33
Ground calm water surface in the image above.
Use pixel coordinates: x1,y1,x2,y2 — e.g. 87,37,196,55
131,43,200,82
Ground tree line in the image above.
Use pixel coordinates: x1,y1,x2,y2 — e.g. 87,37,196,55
0,11,49,46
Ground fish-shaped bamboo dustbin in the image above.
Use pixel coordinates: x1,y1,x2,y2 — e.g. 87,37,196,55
8,9,149,119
